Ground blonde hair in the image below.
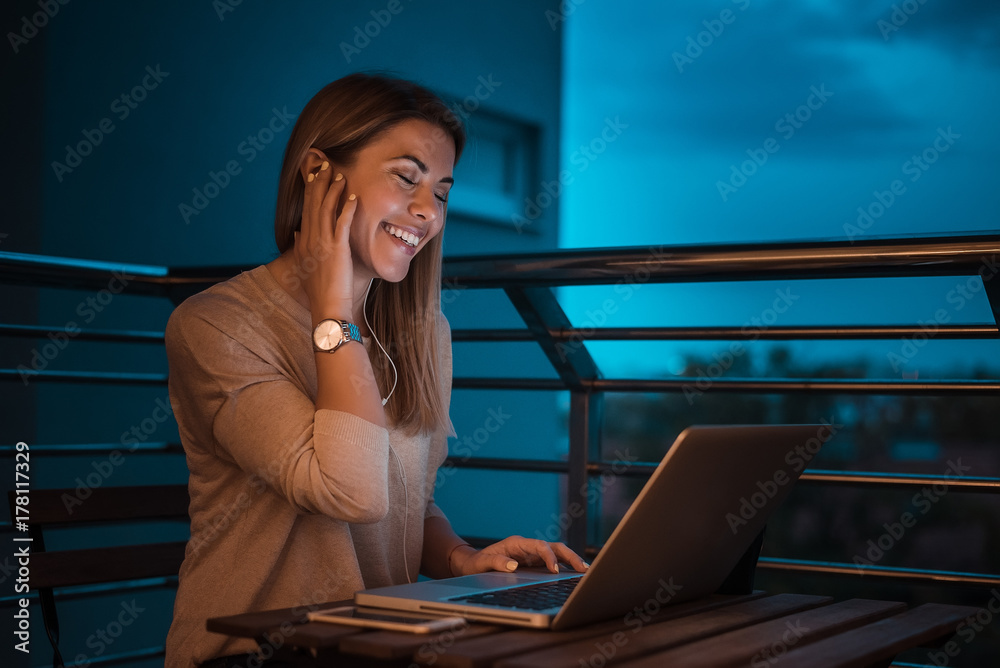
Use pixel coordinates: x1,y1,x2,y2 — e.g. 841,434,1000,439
274,73,465,434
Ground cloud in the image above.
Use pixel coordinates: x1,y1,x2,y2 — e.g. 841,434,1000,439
872,0,1000,58
567,0,998,155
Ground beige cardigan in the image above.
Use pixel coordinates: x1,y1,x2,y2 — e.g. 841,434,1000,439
164,265,452,667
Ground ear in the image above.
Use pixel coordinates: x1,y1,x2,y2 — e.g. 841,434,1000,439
299,148,332,183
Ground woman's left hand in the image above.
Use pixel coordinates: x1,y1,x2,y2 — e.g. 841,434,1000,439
450,535,589,576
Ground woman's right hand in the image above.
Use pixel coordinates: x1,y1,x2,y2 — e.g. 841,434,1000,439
294,150,359,323
293,151,385,424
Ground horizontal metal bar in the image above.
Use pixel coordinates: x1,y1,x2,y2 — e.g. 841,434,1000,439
0,576,177,606
443,234,1000,288
591,462,1000,493
0,519,189,532
67,645,166,667
591,378,1000,395
0,369,167,385
0,442,183,456
37,321,958,346
444,457,568,474
5,234,1000,294
453,377,566,390
9,323,989,349
442,457,1000,493
0,250,169,280
453,377,1000,395
565,324,997,341
800,469,1000,493
461,540,1000,588
0,323,164,344
452,324,999,343
757,557,1000,587
451,329,536,342
0,250,241,297
588,461,656,477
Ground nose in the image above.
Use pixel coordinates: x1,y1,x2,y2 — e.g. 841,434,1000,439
408,186,439,223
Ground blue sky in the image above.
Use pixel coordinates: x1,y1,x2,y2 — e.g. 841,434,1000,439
557,0,1000,378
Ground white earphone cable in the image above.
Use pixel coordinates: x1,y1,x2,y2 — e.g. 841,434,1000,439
363,278,409,583
363,278,398,406
389,446,411,583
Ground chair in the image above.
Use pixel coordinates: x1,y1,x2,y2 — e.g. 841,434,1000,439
7,484,189,668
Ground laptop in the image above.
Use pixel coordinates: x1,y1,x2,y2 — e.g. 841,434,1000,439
356,424,830,629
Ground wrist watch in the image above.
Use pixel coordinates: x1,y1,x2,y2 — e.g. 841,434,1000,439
312,319,362,353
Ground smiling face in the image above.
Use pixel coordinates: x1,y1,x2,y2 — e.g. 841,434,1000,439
338,118,456,285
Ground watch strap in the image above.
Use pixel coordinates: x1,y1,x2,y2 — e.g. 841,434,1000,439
343,321,362,343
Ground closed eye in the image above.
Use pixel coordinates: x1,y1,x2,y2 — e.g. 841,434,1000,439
396,171,448,203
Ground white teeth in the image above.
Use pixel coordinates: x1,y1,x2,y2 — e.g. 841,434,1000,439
384,224,418,247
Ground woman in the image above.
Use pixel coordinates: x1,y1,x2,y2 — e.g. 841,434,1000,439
164,73,587,668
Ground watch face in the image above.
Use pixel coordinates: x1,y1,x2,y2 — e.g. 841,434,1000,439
313,320,345,351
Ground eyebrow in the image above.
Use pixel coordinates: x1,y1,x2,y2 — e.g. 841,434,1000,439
389,154,454,184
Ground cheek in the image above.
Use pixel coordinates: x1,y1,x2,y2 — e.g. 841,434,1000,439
351,196,381,233
346,207,373,255
427,217,446,243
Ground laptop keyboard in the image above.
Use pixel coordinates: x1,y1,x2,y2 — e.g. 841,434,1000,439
450,576,583,610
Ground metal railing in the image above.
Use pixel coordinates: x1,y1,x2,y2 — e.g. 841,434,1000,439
3,232,1000,594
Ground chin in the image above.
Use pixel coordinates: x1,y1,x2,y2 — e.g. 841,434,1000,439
376,263,412,284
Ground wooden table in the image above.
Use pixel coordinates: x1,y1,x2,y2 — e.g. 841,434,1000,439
207,592,979,667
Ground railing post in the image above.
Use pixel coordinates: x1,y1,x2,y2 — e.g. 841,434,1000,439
567,390,603,555
504,287,602,555
983,269,1000,331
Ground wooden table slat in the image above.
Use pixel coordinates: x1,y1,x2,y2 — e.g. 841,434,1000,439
768,603,980,668
205,595,979,667
494,593,832,668
433,592,765,668
267,620,365,648
338,622,505,660
615,598,907,668
206,599,349,638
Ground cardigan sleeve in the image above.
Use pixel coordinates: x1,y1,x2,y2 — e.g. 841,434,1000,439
166,299,390,524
